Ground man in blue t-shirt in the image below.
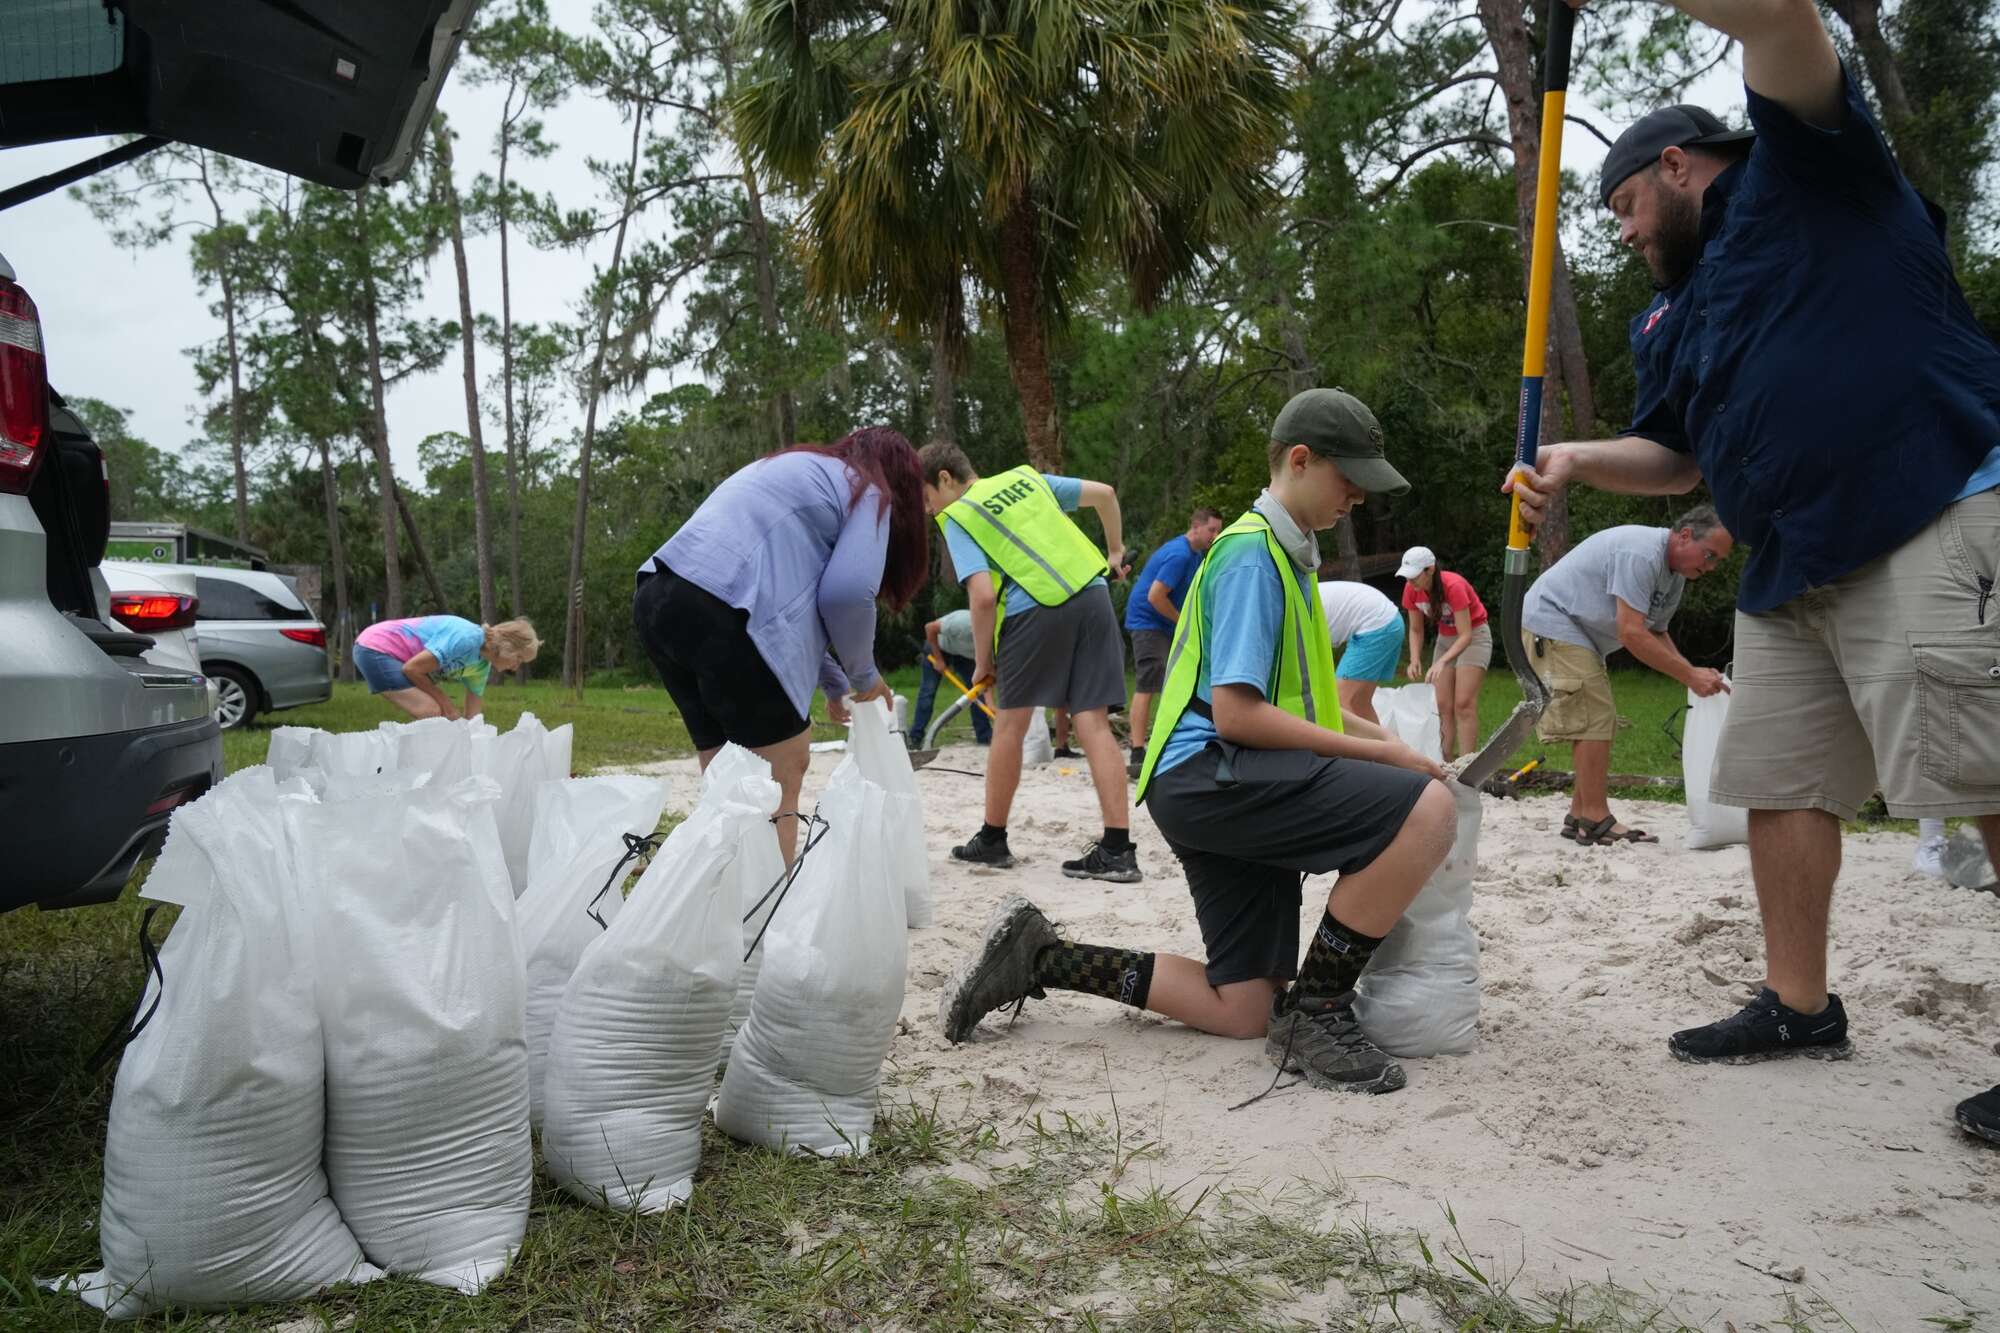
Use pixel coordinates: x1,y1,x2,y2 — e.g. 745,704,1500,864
1123,507,1224,778
1510,0,2000,1143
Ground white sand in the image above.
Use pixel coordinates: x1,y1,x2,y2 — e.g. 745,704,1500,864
631,744,2000,1328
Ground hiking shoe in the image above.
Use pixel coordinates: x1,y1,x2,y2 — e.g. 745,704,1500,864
1061,841,1141,883
1668,988,1852,1064
1265,993,1406,1094
938,895,1061,1044
1914,834,1948,878
951,828,1016,869
1957,1086,2000,1145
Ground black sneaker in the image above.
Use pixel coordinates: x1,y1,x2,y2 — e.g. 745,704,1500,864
1061,841,1141,883
1053,746,1079,759
1957,1085,2000,1145
1266,993,1406,1094
938,895,1061,1043
951,828,1015,869
1668,988,1853,1064
1126,748,1145,780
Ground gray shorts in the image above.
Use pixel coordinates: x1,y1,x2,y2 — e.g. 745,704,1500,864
1146,742,1432,986
1130,629,1172,693
995,583,1128,713
1711,488,2000,820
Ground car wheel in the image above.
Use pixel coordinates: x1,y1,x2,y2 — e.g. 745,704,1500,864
209,665,259,731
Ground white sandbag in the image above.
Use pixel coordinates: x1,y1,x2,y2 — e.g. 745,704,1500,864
307,727,398,782
285,776,530,1293
1022,706,1055,766
476,712,575,895
708,748,787,1065
847,697,933,929
1682,680,1748,850
541,749,775,1211
715,759,906,1156
377,716,474,787
266,726,319,783
519,776,670,1130
1374,684,1444,763
76,769,378,1318
1354,780,1481,1056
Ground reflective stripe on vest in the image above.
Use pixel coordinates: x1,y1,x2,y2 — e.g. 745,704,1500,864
940,466,1109,610
1134,511,1342,802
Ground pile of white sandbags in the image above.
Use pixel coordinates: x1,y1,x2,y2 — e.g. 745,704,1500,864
1353,780,1482,1056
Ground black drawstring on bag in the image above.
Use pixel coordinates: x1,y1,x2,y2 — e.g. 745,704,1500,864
742,810,830,962
586,831,663,929
86,904,165,1073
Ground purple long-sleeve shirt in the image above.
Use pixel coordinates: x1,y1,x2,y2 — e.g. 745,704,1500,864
644,452,886,718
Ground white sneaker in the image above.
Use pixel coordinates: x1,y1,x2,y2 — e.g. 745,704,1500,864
1913,835,1947,879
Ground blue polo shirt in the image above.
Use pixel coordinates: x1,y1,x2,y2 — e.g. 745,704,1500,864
1123,534,1199,632
1626,68,2000,614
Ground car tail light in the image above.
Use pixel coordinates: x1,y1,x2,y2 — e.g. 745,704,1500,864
281,626,328,650
0,274,50,495
111,592,199,632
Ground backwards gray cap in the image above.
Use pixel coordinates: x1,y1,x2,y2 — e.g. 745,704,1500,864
1599,104,1754,208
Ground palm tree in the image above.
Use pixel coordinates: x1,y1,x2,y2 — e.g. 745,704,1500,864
735,0,1296,470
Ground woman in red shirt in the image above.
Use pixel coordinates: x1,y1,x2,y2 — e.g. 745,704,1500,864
1398,546,1493,762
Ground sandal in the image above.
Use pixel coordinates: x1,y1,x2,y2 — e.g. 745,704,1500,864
1560,814,1583,842
1606,825,1660,844
1573,815,1618,846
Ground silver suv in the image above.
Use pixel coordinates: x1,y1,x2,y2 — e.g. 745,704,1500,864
0,0,474,910
189,567,334,730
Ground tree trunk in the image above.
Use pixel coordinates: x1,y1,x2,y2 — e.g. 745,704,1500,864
436,122,499,623
395,481,449,611
1825,0,1938,196
1333,516,1362,581
741,158,796,451
929,280,964,444
564,108,648,690
997,190,1064,471
197,152,251,545
352,187,405,619
316,435,354,682
498,100,528,679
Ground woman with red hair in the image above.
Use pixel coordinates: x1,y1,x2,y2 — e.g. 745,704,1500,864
633,426,929,859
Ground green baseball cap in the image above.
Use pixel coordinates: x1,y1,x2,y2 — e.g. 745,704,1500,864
1269,388,1410,496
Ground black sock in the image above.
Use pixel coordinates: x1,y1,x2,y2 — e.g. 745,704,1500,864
1033,941,1154,1009
1099,827,1132,854
979,823,1008,843
1289,911,1386,1006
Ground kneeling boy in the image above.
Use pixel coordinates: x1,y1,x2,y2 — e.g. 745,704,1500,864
938,389,1458,1093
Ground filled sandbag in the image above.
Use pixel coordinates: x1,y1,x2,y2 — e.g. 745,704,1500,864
847,697,933,929
1353,780,1481,1056
306,727,398,784
710,748,787,1066
540,748,776,1210
1022,707,1055,766
1682,681,1748,850
1374,684,1444,763
284,776,530,1293
75,770,377,1318
715,759,906,1156
377,716,475,787
518,776,670,1130
265,726,318,784
475,712,575,895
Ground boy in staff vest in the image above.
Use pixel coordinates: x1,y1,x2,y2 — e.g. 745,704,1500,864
936,390,1458,1094
918,442,1141,882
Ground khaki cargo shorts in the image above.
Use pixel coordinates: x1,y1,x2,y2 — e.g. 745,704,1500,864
1711,487,2000,820
1520,629,1618,743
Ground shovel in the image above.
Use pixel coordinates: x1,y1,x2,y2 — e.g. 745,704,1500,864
1459,0,1574,791
907,657,998,768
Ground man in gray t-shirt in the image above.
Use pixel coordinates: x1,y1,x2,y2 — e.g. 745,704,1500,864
1520,507,1733,844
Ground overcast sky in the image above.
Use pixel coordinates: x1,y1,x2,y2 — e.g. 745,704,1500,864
0,13,1744,489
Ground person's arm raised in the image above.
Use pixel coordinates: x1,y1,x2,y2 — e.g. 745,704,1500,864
1656,0,1842,127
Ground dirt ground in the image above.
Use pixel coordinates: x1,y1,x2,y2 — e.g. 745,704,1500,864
631,743,2000,1330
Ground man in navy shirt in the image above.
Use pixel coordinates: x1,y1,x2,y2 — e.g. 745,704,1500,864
1512,0,2000,1145
1123,507,1224,777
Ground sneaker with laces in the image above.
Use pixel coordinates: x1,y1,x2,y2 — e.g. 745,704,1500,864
1668,988,1852,1064
1957,1085,2000,1145
951,828,1016,869
1913,834,1948,879
938,895,1061,1043
1265,992,1405,1094
1053,745,1079,759
1061,841,1141,883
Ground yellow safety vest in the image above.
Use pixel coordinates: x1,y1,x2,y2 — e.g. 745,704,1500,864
941,466,1109,611
1134,510,1342,802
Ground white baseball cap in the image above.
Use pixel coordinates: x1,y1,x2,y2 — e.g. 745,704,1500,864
1396,545,1437,579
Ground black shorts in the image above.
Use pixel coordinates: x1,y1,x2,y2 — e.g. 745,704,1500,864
1130,628,1171,693
632,568,808,751
1145,741,1431,986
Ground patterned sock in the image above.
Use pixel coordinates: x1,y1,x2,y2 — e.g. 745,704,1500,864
1033,941,1154,1010
1099,827,1132,854
1288,911,1386,1006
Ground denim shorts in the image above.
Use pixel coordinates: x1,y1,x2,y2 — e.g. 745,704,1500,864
353,644,411,694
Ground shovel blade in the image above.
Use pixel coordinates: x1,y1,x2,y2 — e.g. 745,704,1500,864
907,748,940,770
1457,702,1539,791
